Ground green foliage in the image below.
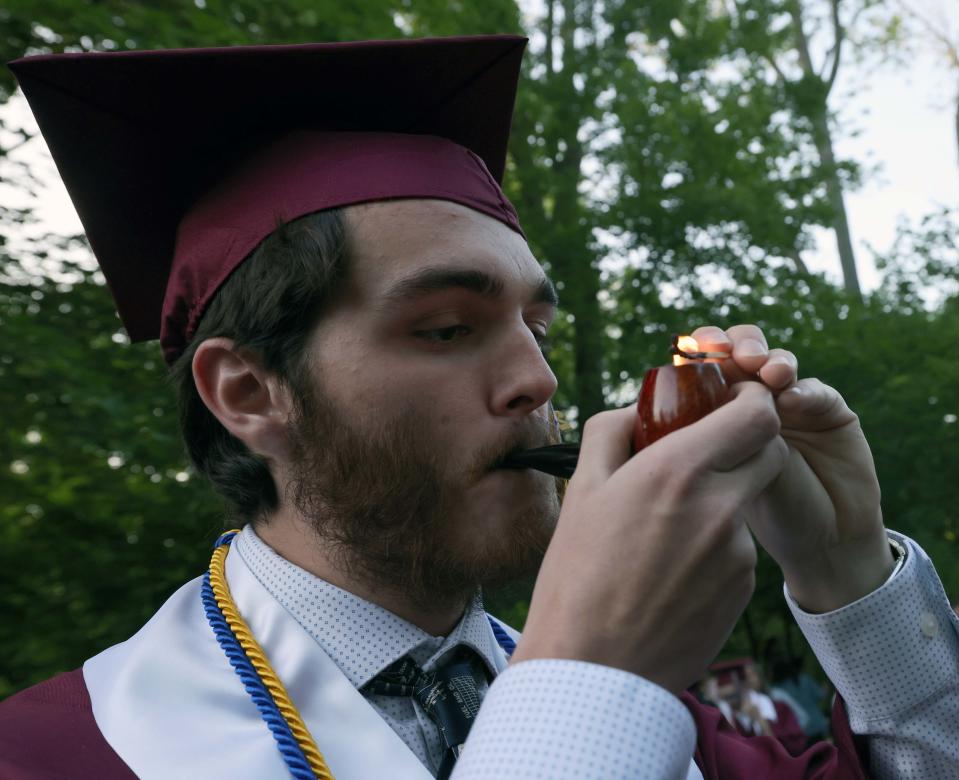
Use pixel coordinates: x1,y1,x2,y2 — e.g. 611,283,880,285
507,0,872,420
0,257,221,696
646,212,959,666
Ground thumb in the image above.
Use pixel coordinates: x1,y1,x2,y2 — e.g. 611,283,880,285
776,378,856,432
571,406,636,488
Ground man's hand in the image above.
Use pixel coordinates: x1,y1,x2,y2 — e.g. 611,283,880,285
513,383,788,694
514,322,894,694
691,324,894,613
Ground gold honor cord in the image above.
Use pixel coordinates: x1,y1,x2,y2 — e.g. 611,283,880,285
209,536,335,780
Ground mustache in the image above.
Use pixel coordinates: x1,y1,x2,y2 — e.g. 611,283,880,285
465,420,555,482
478,408,581,480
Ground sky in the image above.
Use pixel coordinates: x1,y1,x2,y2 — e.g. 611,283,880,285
1,2,957,293
813,1,958,289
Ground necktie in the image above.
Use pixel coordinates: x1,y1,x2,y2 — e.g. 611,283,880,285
364,647,489,779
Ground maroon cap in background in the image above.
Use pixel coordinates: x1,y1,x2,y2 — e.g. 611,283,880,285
709,657,755,686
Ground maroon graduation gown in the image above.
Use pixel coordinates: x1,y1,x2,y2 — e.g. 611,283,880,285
772,698,810,757
681,692,869,779
1,671,868,779
0,670,135,780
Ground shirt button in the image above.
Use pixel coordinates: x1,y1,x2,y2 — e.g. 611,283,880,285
920,611,939,638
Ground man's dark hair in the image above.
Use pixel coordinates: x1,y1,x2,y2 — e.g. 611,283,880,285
168,209,349,525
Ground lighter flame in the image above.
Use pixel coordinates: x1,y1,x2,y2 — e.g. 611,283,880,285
673,335,699,366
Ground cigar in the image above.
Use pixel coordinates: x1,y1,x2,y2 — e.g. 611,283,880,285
499,443,581,479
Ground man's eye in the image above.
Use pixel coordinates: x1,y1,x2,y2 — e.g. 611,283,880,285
414,325,551,357
533,332,552,358
415,325,471,343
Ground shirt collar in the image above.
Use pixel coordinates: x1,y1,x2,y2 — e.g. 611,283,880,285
234,525,503,688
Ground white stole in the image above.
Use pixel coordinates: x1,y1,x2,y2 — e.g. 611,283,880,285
83,544,701,779
83,544,470,778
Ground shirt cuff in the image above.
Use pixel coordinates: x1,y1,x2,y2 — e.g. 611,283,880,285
454,659,696,779
786,531,959,728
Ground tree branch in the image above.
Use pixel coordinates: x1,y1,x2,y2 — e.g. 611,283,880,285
1,135,34,156
790,0,817,78
787,247,810,275
764,54,789,83
897,0,959,68
546,0,555,78
823,0,844,96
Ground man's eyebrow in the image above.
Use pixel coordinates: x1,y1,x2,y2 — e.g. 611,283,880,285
377,266,560,308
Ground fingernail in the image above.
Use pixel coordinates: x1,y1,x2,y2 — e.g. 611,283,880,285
739,339,767,358
785,385,803,395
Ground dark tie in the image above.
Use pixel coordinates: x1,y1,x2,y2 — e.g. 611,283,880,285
364,647,489,779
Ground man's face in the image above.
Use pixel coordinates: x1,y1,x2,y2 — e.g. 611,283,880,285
716,677,743,708
283,199,562,607
743,664,762,691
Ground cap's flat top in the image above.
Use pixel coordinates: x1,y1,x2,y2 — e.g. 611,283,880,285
9,36,527,342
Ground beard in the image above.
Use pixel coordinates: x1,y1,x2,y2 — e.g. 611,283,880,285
284,381,563,611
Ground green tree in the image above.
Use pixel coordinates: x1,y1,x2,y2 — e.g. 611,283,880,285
651,209,959,663
764,0,874,301
0,256,221,696
506,0,876,424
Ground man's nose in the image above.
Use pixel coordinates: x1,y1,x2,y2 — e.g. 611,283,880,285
488,329,558,417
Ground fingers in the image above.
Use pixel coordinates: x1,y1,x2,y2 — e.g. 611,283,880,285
758,349,798,390
725,324,768,375
713,435,789,506
776,378,858,431
692,324,797,390
577,380,782,489
690,325,732,359
657,381,782,473
573,406,636,488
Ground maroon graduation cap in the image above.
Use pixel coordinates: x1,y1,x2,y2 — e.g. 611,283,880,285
8,36,528,363
709,657,754,685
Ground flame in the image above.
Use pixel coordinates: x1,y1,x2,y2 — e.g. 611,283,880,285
673,335,699,366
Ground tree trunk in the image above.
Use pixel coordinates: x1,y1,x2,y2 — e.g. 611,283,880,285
566,246,606,424
545,0,606,424
786,247,810,276
810,109,862,301
790,0,862,302
547,122,606,424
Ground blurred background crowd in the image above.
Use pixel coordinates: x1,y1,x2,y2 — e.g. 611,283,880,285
694,648,830,754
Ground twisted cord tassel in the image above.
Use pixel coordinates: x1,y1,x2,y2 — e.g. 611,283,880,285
201,574,315,779
486,616,516,656
204,530,517,779
208,531,334,780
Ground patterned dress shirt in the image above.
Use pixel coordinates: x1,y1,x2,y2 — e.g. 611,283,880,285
236,526,502,775
236,526,959,779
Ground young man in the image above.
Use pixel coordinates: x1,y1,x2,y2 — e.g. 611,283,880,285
2,36,957,779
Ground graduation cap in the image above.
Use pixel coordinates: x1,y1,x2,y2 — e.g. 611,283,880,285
709,657,754,686
8,36,528,364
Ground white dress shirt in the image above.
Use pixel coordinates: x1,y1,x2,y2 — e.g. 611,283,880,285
236,527,959,779
235,526,503,774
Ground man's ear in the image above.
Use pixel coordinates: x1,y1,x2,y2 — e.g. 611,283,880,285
192,337,294,460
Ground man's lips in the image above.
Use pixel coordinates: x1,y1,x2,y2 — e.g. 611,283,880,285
497,443,580,479
493,446,530,470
